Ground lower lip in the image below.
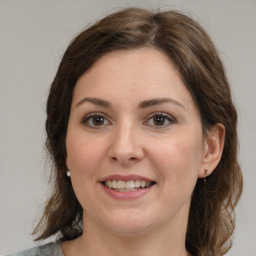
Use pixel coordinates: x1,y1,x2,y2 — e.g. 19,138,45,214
100,183,155,200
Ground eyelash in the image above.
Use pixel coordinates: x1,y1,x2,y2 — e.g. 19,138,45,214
81,112,175,129
81,113,111,128
144,112,175,127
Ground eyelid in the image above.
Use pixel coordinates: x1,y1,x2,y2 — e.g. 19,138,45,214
147,111,174,119
82,112,109,119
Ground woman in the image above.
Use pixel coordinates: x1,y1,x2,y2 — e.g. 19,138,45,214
10,7,242,256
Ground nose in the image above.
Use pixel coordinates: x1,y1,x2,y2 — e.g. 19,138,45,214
107,123,144,166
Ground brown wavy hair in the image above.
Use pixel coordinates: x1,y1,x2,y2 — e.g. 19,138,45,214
33,7,243,256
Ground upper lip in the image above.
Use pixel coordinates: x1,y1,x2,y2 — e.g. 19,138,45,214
100,174,155,182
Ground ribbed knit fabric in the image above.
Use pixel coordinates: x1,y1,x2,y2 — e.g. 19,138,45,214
7,242,63,256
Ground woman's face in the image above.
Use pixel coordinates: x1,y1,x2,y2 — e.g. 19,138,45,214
66,48,209,236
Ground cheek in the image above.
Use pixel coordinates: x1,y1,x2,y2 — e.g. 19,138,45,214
149,134,203,188
66,132,107,178
66,132,109,210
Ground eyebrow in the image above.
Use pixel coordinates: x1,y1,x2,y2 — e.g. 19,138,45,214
76,97,111,108
75,97,185,110
138,97,185,110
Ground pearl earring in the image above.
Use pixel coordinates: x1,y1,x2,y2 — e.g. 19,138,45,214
204,169,209,183
66,170,71,177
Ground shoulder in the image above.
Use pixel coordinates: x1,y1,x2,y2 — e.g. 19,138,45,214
7,242,63,256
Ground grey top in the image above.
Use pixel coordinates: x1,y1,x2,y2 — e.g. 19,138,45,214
7,242,64,256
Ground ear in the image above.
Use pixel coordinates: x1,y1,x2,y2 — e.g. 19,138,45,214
198,123,225,178
66,156,70,170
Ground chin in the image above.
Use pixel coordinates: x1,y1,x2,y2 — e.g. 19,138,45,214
107,222,152,237
99,209,156,236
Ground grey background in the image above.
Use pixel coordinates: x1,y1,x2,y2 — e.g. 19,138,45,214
0,0,255,255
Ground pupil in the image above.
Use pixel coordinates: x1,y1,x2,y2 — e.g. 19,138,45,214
154,116,165,126
93,116,104,126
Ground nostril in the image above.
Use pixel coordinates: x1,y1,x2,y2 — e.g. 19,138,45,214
111,156,118,161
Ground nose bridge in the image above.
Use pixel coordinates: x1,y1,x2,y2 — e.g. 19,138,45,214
108,118,144,164
116,120,135,145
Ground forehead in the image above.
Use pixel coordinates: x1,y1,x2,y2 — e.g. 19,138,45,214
73,48,196,111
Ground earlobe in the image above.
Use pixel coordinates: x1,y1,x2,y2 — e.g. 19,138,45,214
199,123,225,178
66,157,70,170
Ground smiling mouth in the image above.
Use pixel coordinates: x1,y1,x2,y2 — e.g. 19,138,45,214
102,180,156,192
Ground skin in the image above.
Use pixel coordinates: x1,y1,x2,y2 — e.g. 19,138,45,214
63,48,225,256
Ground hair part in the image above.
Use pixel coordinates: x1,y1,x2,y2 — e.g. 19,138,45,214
33,8,243,256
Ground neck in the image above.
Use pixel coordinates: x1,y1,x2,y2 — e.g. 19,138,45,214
71,212,189,256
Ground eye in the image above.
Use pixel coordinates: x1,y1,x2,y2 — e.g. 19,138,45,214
145,113,175,127
82,113,111,128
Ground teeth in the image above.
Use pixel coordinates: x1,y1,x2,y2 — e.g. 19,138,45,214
112,180,117,189
104,180,153,190
126,180,134,188
106,181,112,188
140,181,146,188
117,180,125,189
134,180,140,188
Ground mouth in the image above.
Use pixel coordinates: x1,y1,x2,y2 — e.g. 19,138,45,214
101,180,156,192
100,175,156,199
